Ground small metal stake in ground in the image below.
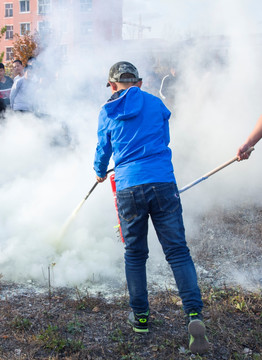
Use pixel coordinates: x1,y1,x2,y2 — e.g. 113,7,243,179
179,147,254,193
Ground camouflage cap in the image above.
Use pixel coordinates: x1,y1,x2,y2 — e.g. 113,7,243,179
106,61,142,87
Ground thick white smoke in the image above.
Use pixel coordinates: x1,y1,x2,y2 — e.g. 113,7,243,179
0,0,261,292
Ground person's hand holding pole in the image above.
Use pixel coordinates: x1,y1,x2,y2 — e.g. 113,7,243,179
96,175,107,183
237,143,253,160
237,115,262,161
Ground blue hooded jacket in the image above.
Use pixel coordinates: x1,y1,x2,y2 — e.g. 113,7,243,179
94,86,176,191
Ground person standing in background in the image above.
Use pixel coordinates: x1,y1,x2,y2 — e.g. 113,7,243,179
0,63,13,112
10,65,34,112
12,59,24,81
159,66,178,110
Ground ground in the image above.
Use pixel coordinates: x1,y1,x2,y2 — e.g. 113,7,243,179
0,281,261,360
0,205,261,360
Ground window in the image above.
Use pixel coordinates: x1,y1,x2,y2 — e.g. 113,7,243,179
38,21,51,46
6,47,13,61
5,4,13,17
80,0,92,12
81,21,93,35
58,0,68,5
5,25,13,39
38,0,51,14
20,23,30,35
20,0,30,12
38,21,50,36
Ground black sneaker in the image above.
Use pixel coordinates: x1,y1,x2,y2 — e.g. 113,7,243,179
128,310,149,333
188,312,209,354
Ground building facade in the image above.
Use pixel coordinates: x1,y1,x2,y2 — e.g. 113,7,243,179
0,0,122,63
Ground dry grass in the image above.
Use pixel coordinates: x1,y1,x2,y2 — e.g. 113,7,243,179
0,282,261,360
0,205,261,359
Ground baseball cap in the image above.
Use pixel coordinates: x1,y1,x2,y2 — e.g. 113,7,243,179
106,61,142,87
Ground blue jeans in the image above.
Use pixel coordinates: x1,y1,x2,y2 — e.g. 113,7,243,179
116,182,203,314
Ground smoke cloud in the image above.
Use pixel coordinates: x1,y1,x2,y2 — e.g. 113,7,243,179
0,0,261,292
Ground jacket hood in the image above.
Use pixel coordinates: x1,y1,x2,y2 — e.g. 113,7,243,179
103,86,144,121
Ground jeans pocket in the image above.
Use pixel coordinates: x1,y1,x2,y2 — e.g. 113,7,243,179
116,190,138,222
153,183,181,213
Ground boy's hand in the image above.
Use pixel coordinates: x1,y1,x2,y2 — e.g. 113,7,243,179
96,175,107,183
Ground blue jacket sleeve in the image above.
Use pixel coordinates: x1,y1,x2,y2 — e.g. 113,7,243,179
161,101,171,146
94,109,113,177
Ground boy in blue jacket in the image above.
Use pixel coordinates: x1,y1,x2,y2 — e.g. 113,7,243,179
94,61,209,354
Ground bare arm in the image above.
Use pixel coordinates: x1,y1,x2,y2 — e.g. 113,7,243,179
237,115,262,160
